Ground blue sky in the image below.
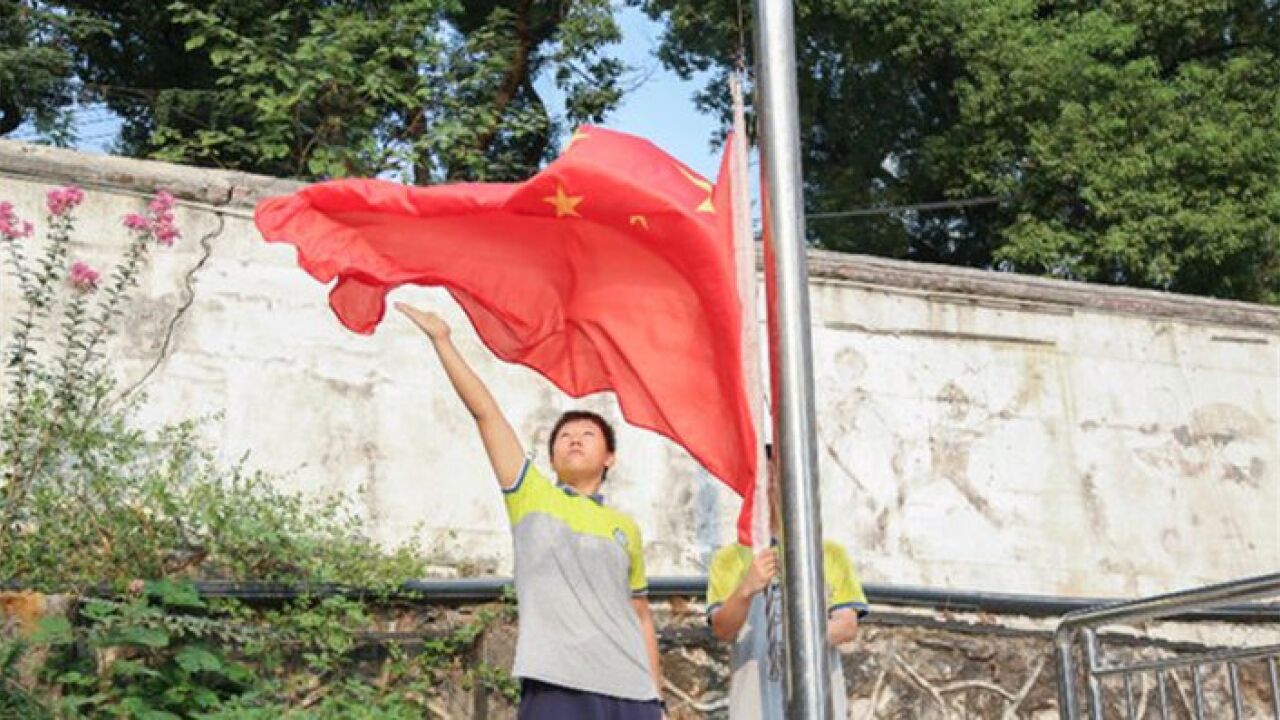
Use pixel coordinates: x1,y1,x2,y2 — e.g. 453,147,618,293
577,6,722,178
10,6,724,180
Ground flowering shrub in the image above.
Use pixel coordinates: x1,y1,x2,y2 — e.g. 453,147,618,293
0,187,483,719
1,185,188,532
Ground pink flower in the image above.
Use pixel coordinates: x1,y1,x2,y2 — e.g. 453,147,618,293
46,186,86,218
68,260,100,292
155,224,181,246
127,579,146,595
0,202,34,240
122,190,181,246
148,191,175,215
123,212,149,231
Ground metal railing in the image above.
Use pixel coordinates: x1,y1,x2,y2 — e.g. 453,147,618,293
1055,572,1280,719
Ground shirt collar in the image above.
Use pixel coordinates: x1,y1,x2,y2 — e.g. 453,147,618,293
556,481,605,505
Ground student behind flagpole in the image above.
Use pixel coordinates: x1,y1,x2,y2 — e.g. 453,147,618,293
705,444,869,720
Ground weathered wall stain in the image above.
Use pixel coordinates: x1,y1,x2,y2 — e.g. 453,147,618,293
1133,403,1267,489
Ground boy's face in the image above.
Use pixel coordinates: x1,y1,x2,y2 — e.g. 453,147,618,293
551,418,613,480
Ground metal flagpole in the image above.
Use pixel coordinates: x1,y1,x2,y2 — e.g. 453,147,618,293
728,72,771,557
752,0,833,717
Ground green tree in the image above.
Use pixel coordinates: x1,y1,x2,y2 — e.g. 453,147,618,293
45,0,623,183
639,0,1280,303
51,0,231,156
0,1,77,139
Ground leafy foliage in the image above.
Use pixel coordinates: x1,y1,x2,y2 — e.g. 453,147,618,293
2,586,514,718
639,0,1280,302
13,0,625,184
0,1,81,139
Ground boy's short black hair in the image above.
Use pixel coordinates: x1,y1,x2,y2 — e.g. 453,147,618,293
549,410,617,460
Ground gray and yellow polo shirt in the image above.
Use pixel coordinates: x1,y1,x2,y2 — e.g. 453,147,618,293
706,541,869,720
503,461,657,701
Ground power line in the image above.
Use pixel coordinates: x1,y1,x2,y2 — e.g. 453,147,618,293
808,195,1002,219
74,113,119,124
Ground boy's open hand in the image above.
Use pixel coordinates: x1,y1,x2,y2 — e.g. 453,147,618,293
396,302,450,341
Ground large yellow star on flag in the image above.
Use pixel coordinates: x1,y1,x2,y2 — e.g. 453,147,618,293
677,166,715,213
543,184,584,218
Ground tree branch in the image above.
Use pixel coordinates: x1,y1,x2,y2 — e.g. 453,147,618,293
472,0,535,160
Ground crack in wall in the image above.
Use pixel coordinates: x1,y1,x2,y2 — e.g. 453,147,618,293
116,210,225,403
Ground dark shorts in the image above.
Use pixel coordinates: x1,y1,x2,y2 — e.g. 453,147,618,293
518,678,662,720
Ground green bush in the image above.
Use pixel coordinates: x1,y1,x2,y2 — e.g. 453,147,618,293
0,189,508,717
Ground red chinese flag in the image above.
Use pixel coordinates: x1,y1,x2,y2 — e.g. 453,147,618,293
255,127,761,543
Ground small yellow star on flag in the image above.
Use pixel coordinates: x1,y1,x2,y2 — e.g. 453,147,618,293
565,128,590,150
629,215,649,230
543,184,584,218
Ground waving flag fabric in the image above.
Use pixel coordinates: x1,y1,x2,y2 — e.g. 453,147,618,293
255,127,762,543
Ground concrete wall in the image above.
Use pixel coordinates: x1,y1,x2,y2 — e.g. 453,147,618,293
2,140,1276,599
